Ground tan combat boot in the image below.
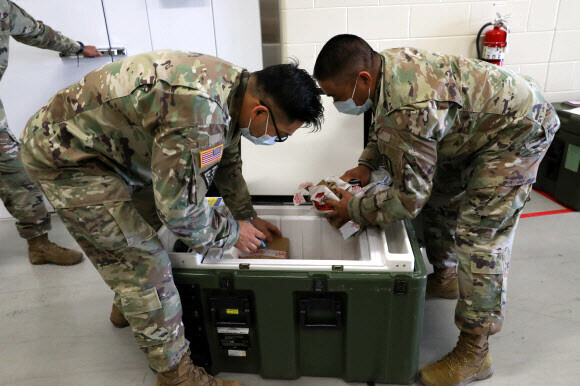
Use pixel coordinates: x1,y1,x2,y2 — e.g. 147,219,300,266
110,303,130,328
157,349,241,386
28,234,83,266
419,332,493,386
426,266,459,299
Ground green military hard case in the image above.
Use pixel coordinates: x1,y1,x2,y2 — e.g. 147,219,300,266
535,102,580,210
170,216,426,384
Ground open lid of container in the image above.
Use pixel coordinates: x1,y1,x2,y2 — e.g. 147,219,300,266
207,98,373,204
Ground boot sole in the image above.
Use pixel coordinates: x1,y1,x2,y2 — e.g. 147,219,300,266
110,320,130,328
29,256,83,266
419,365,494,386
458,365,494,386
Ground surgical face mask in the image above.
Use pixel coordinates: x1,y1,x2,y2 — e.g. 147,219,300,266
241,113,276,146
333,75,373,115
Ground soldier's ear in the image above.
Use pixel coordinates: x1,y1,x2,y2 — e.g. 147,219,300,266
359,71,372,86
255,105,269,117
250,104,268,120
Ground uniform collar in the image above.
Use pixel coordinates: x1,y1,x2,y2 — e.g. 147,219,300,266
227,70,250,136
372,54,385,115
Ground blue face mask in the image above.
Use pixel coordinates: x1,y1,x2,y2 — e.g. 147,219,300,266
241,113,276,146
333,75,373,115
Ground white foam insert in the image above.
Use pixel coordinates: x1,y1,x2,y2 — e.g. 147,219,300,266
161,205,414,272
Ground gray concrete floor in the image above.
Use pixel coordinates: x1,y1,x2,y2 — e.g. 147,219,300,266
0,190,578,385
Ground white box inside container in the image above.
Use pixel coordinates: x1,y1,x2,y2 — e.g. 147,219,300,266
161,205,414,272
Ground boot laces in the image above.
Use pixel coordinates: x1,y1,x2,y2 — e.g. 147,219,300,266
45,240,71,253
442,337,471,371
191,364,218,386
158,355,217,386
181,355,218,386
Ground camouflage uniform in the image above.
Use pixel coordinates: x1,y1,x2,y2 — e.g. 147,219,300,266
0,0,81,239
348,48,560,335
21,50,256,371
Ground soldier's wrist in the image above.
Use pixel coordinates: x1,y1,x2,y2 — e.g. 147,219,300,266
225,218,241,249
358,161,376,171
75,41,84,55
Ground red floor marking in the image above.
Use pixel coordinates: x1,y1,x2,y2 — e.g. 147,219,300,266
519,189,576,218
532,188,575,211
521,208,574,218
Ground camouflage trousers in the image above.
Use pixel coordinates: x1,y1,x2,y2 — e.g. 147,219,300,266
0,108,50,239
421,106,557,336
423,179,532,336
54,185,189,372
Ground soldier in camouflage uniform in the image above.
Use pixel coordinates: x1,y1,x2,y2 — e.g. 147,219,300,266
0,0,100,265
314,35,559,386
21,50,323,385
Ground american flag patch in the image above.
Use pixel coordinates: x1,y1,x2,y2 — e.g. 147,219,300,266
200,144,223,167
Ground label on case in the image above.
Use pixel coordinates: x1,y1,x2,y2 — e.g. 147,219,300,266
217,327,249,334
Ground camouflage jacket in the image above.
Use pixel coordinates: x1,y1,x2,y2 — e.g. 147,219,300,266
349,47,560,228
22,51,257,252
0,0,80,82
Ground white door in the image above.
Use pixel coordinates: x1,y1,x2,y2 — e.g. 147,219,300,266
0,0,113,218
102,0,262,67
212,0,263,71
102,0,153,57
145,0,216,55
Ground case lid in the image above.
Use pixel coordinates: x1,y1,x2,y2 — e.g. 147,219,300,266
237,98,369,202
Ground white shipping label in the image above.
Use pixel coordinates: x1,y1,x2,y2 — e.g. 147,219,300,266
483,46,505,60
228,350,247,357
217,327,250,334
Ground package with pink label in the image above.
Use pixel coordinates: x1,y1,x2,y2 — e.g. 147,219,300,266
293,169,392,239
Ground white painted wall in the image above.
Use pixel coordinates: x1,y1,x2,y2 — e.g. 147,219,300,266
280,0,580,103
251,0,580,197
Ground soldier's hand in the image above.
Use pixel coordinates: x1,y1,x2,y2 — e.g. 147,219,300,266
235,221,267,253
250,217,282,242
340,164,371,186
324,188,354,228
83,45,102,58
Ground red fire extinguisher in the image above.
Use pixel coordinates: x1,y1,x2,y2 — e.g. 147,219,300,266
477,13,510,66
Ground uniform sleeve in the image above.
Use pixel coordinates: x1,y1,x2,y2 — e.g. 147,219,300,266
151,125,240,253
212,134,257,221
9,1,81,54
358,121,382,171
348,103,455,228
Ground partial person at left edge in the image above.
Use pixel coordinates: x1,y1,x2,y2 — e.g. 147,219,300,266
0,0,100,265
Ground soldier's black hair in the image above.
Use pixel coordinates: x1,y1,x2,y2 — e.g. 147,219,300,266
253,62,324,131
314,34,375,83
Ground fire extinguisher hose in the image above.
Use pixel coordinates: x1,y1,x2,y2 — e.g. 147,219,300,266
476,22,493,60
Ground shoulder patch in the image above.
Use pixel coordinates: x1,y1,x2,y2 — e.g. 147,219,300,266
202,164,219,188
200,144,223,167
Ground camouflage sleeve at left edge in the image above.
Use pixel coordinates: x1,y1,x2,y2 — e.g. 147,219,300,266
213,135,257,221
9,1,80,54
348,105,446,228
152,125,240,253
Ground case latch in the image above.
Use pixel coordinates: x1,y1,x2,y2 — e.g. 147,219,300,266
394,278,408,295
